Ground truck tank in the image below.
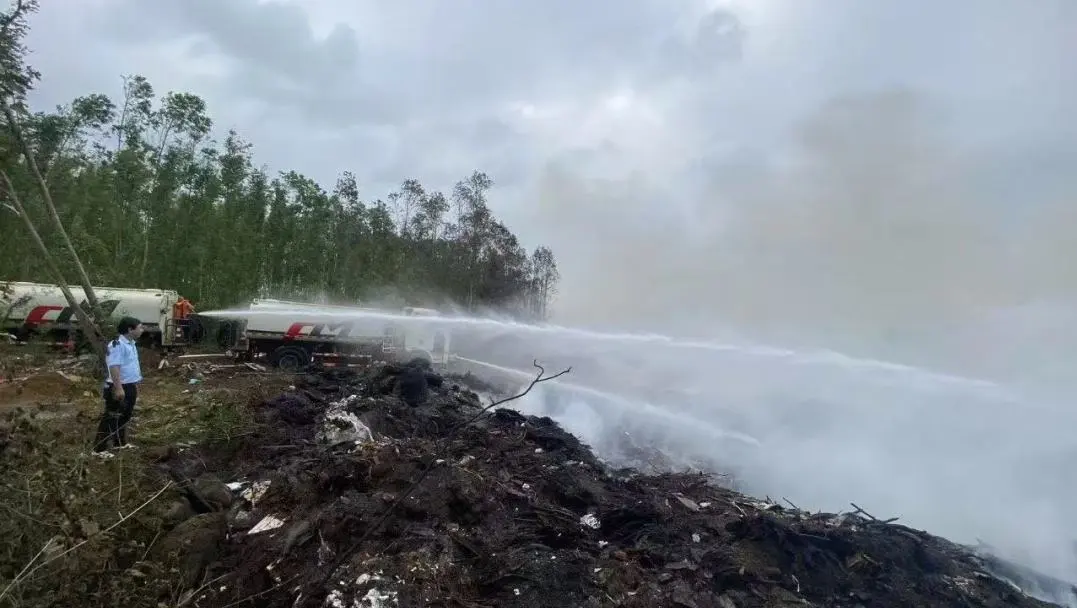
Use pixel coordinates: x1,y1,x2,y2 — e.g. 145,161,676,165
1,281,187,347
222,299,452,370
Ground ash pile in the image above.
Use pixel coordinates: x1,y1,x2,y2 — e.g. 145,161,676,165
152,362,1059,608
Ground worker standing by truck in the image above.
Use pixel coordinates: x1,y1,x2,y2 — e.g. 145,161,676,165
92,317,144,457
172,296,195,341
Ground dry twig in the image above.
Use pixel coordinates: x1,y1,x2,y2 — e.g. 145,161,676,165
0,481,173,602
850,502,900,525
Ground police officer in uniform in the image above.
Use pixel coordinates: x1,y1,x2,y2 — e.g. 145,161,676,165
92,317,144,456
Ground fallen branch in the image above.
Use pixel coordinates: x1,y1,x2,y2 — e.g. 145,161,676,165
0,536,54,603
321,359,571,588
175,573,230,607
219,574,302,608
850,502,900,525
0,481,173,601
728,500,748,518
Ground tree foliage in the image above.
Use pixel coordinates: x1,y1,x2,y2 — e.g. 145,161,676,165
0,2,558,319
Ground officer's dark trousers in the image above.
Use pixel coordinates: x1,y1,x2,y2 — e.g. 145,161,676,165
93,383,138,452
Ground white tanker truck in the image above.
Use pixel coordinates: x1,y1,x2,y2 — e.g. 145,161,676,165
1,280,192,348
220,298,451,370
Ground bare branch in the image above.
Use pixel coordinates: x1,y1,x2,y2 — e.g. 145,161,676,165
850,502,901,526
0,481,174,601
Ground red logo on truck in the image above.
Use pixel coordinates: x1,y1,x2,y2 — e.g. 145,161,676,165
24,299,121,326
283,322,356,340
25,305,63,325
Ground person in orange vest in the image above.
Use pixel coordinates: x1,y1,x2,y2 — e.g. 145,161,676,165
172,297,195,341
173,297,194,319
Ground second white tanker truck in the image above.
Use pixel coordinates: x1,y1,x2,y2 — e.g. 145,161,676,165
220,298,451,370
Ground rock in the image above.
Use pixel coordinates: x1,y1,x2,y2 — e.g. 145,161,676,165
716,595,737,608
153,512,226,586
281,519,313,554
193,476,233,511
229,510,254,531
145,445,175,463
162,500,196,527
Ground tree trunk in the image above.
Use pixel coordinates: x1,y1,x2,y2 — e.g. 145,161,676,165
2,102,103,316
0,170,106,361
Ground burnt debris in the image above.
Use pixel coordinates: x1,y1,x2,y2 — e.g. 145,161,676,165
149,364,1060,608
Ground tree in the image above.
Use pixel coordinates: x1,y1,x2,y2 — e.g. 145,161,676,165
529,246,559,320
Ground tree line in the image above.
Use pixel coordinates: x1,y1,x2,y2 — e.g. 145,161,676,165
0,1,559,323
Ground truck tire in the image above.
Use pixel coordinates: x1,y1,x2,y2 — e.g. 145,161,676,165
216,321,239,349
186,316,207,344
270,345,311,371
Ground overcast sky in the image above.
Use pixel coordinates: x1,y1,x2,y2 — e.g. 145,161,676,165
23,0,1077,380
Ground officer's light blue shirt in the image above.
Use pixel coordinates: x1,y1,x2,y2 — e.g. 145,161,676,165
104,335,142,386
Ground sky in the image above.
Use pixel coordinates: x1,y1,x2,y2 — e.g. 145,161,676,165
22,0,1077,383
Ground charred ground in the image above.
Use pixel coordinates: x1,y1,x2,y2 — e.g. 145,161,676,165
0,349,1062,607
138,365,1055,607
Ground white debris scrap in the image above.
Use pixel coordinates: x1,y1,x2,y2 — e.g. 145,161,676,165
359,587,397,607
248,515,285,535
324,572,398,608
241,480,271,506
579,513,601,529
325,588,346,608
318,395,374,445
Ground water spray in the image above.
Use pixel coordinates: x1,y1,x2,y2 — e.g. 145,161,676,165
200,304,1077,590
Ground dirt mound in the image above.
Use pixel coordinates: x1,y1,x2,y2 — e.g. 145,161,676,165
0,370,86,408
154,365,1054,608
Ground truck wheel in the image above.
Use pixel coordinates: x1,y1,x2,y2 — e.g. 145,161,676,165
216,321,238,349
186,317,207,344
270,345,311,371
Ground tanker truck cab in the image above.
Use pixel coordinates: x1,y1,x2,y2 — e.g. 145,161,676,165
398,307,451,367
407,328,451,366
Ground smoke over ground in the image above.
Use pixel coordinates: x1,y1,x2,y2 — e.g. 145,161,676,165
488,69,1077,598
521,88,1077,387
